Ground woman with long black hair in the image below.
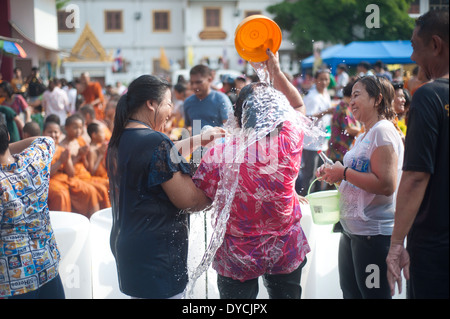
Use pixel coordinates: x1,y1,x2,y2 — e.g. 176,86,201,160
106,74,224,299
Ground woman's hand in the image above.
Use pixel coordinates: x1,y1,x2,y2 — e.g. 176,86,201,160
200,127,227,148
316,161,345,185
297,195,309,205
265,49,283,79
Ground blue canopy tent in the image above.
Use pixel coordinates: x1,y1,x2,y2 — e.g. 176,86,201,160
301,40,414,74
301,44,345,69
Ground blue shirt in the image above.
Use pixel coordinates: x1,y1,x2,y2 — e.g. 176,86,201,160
184,90,232,133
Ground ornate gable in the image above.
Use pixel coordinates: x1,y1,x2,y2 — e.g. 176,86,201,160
67,23,112,62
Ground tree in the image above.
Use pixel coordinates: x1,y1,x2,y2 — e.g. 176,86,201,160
267,0,416,56
56,0,71,10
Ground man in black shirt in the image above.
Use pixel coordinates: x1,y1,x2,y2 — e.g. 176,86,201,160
387,10,449,299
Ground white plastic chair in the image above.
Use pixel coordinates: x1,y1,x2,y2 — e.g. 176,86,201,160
50,211,92,299
90,208,129,299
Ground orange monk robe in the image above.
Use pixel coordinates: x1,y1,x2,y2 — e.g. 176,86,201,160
93,151,108,179
103,125,112,142
48,145,100,218
75,137,111,209
48,178,71,212
82,82,105,120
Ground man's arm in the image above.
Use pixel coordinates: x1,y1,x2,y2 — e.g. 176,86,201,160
386,170,430,295
391,170,430,245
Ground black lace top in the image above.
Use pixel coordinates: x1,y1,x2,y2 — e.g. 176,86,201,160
110,128,191,298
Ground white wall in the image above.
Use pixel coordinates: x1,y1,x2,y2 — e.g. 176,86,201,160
58,0,295,83
34,0,59,50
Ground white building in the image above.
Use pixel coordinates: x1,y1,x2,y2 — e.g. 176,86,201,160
1,0,60,81
56,0,443,86
57,0,297,86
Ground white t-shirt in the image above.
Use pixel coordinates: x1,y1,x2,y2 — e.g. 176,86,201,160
339,120,404,235
42,87,70,124
335,71,349,98
302,87,332,151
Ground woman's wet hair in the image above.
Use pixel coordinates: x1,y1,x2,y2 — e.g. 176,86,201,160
233,82,268,128
354,76,395,120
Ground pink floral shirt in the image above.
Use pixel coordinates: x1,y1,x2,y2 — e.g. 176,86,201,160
193,121,310,281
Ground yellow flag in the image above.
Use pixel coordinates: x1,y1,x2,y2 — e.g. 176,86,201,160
160,47,170,71
187,46,194,68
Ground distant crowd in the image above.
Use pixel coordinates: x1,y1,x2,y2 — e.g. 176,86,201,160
0,59,429,218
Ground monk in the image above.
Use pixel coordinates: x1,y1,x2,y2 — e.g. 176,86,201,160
78,104,112,144
44,120,100,217
87,122,108,179
79,72,105,120
60,114,111,209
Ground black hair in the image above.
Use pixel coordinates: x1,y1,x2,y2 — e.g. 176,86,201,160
23,121,41,137
174,83,186,94
353,76,395,120
0,81,14,98
358,61,371,71
87,122,101,138
45,114,61,126
108,74,170,151
314,68,331,79
416,9,449,45
79,104,96,119
233,82,260,128
65,114,84,127
403,88,411,108
190,64,212,78
0,122,9,155
43,120,61,133
392,82,404,90
342,81,354,98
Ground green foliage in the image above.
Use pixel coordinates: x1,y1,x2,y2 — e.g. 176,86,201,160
56,0,71,10
267,0,416,55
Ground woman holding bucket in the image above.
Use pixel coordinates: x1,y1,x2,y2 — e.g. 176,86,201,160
193,50,310,299
316,76,404,299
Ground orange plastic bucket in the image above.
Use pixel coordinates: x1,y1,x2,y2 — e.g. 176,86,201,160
234,15,282,63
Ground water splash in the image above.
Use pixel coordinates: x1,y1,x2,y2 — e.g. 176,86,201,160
184,64,327,298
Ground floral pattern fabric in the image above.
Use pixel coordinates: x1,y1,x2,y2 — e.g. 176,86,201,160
326,101,359,162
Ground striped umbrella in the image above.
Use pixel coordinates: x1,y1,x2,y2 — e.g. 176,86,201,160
0,39,27,58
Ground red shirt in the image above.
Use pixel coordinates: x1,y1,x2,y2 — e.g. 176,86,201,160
193,121,310,281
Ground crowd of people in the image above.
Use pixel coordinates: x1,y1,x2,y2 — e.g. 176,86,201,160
0,9,447,300
0,70,121,218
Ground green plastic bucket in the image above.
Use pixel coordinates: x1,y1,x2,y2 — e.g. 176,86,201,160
305,178,340,225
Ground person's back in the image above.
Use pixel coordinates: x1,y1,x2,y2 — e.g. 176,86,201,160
0,128,63,298
0,106,21,142
42,83,69,125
